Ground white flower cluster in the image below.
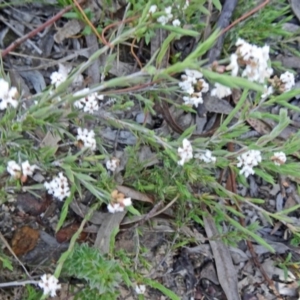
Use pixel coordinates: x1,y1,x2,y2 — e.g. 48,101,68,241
271,151,286,166
195,150,216,164
237,150,262,178
279,71,295,92
234,38,273,83
106,157,120,172
7,160,37,179
211,82,232,99
107,198,132,213
178,69,209,107
135,284,146,295
157,6,173,25
38,274,61,298
76,128,96,151
44,172,70,201
0,78,18,110
178,138,193,166
149,5,181,27
50,64,83,88
73,88,104,114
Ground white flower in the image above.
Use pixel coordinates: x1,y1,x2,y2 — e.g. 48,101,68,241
261,85,274,100
239,165,255,178
157,15,168,25
183,0,189,9
179,70,209,106
122,197,132,206
135,284,146,294
280,71,295,92
106,157,120,172
149,5,157,14
0,79,18,110
165,6,172,16
172,19,181,27
44,172,70,201
107,203,124,213
211,83,232,99
226,53,239,76
235,38,273,83
38,274,61,298
73,88,100,114
50,64,70,88
178,138,193,166
272,152,286,166
237,150,262,178
7,160,21,178
157,6,173,25
196,150,216,163
178,80,194,94
21,161,37,177
183,93,203,107
76,128,96,151
50,64,83,89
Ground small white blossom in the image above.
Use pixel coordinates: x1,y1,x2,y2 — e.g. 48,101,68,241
107,203,123,213
196,150,216,163
50,65,68,88
38,274,61,298
272,152,286,166
148,5,157,14
0,79,18,110
183,93,203,107
211,83,232,99
172,19,181,27
76,128,96,151
157,15,168,25
237,150,262,178
261,85,274,100
21,161,37,177
183,0,189,9
178,138,193,166
122,197,132,206
157,6,173,25
106,157,120,172
280,71,295,92
226,53,239,76
235,38,273,83
50,64,83,89
135,284,146,295
73,88,102,114
7,160,21,178
179,70,209,106
44,172,70,201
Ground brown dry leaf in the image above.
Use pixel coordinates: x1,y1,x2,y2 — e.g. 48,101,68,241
11,226,39,256
203,213,240,300
117,185,154,203
94,211,127,254
56,222,87,243
54,19,83,43
16,192,51,216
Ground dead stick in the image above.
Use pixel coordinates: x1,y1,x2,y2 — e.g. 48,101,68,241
1,0,87,58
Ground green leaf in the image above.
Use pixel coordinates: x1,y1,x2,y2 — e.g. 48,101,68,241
144,278,181,300
202,69,264,92
212,0,222,11
226,216,275,253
